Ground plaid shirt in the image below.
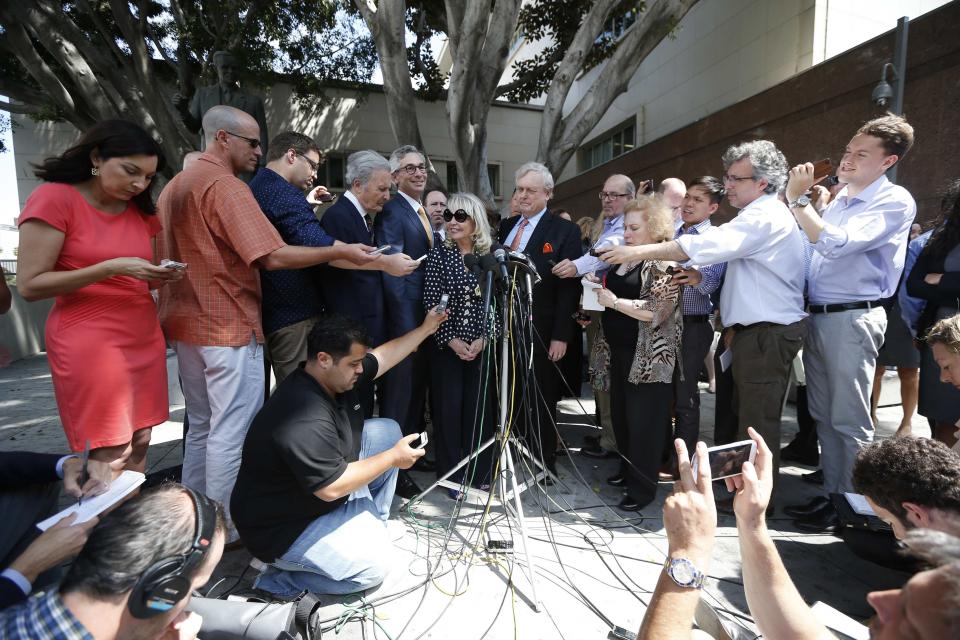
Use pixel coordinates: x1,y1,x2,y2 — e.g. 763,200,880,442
0,590,93,639
675,219,726,315
157,154,285,346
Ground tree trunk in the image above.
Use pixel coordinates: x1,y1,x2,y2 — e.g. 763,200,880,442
537,0,700,176
354,0,431,169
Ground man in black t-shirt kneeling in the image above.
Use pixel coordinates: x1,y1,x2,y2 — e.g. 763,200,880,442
231,310,445,598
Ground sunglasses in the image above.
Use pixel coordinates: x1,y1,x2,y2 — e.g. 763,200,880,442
443,209,470,223
224,131,261,148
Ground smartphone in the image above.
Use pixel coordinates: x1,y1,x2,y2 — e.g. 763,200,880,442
691,439,757,481
412,431,429,449
159,259,187,271
367,244,392,256
664,265,677,276
318,192,337,203
413,254,429,265
436,293,450,314
811,158,834,184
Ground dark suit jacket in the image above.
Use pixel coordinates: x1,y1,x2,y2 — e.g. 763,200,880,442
375,194,436,337
498,211,582,346
319,196,387,345
0,452,62,490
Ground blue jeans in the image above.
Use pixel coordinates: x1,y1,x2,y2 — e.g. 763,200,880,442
254,418,400,597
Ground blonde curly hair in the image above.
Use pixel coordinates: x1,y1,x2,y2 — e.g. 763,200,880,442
623,194,674,243
443,192,493,255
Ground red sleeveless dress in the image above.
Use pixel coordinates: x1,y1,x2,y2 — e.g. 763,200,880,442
18,183,169,451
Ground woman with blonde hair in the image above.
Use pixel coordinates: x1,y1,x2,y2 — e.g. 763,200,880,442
590,195,682,511
423,192,497,496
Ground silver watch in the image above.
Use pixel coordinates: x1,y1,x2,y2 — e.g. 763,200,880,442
788,194,811,209
663,557,705,589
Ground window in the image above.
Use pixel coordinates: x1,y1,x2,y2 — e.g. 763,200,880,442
601,7,639,41
319,154,345,191
581,122,636,171
446,161,502,197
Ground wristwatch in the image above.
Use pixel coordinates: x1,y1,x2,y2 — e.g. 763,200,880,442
663,557,705,589
788,194,811,209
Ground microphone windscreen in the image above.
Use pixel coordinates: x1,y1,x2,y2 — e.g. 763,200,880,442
493,248,507,261
478,253,498,270
463,253,479,272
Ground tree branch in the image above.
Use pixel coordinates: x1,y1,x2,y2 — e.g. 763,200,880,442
493,46,564,98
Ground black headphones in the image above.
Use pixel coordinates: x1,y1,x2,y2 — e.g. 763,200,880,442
128,487,217,619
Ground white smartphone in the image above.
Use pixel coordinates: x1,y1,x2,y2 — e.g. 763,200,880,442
413,254,429,265
367,244,392,256
159,259,187,271
692,439,757,481
412,431,429,449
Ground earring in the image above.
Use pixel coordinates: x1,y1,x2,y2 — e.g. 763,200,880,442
91,167,100,176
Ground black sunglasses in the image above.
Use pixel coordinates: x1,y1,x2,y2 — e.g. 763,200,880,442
224,131,261,148
443,208,470,223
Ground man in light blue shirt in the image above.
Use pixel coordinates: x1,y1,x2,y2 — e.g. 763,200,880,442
784,114,916,533
551,174,635,458
600,141,807,505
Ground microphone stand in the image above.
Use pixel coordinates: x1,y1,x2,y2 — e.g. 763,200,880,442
408,256,545,611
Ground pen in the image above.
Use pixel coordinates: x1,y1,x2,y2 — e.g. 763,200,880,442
78,439,90,506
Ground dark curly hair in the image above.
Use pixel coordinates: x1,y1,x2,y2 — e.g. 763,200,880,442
32,120,165,214
922,179,960,262
852,437,960,522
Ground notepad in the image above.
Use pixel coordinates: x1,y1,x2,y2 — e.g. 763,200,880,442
810,601,869,640
843,492,877,516
581,278,604,311
36,470,146,531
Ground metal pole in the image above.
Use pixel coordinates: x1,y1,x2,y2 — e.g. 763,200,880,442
888,16,909,182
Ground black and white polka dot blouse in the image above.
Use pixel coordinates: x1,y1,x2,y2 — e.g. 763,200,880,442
423,244,493,350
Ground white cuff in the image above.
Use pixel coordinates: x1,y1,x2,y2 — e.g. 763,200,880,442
1,568,32,596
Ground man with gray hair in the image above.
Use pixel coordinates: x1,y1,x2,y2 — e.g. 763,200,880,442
552,173,636,460
498,162,582,474
320,149,416,417
158,107,380,542
600,140,807,505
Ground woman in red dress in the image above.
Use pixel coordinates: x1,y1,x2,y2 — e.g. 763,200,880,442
17,120,182,473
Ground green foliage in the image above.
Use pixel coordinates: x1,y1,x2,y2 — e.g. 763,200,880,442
501,0,645,102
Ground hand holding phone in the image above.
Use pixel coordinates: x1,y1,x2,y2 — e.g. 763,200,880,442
411,431,429,449
159,259,187,271
811,158,834,185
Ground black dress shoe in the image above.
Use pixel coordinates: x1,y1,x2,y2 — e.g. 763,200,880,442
784,496,831,518
794,505,840,534
616,496,650,512
411,458,436,473
394,471,421,500
581,443,617,459
801,469,824,485
781,442,820,466
606,474,625,487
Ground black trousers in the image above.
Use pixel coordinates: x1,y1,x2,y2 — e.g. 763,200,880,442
609,347,671,505
379,344,428,436
713,337,738,446
672,321,715,455
429,343,494,486
520,344,561,469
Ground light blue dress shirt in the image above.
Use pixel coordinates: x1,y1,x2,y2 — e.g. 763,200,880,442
503,209,546,252
572,214,623,276
807,175,916,305
677,194,807,327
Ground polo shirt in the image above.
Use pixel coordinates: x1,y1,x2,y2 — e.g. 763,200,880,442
231,354,379,562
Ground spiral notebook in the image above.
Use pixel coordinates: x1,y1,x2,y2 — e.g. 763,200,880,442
36,470,145,531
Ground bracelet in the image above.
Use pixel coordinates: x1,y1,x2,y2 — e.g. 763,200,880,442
613,298,619,311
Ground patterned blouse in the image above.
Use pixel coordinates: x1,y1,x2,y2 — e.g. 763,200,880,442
591,259,682,385
423,244,495,350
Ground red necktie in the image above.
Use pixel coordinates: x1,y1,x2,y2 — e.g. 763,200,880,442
510,218,528,252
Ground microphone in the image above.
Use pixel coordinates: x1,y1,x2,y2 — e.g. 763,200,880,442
463,253,481,274
493,248,510,282
478,252,498,276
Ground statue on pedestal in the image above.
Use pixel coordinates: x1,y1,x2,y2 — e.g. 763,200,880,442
173,51,269,164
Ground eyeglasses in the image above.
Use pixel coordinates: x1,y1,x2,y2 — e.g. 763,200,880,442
443,209,470,223
598,191,631,200
224,131,261,148
722,174,756,184
397,163,427,176
297,153,319,172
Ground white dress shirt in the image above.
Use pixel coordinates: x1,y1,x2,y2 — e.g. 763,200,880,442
677,193,807,327
503,209,546,252
343,190,371,219
807,175,916,305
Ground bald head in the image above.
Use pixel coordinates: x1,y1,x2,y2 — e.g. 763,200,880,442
202,105,262,175
658,177,686,220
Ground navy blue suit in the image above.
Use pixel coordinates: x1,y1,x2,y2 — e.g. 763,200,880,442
374,194,436,435
1,452,65,609
319,195,386,417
